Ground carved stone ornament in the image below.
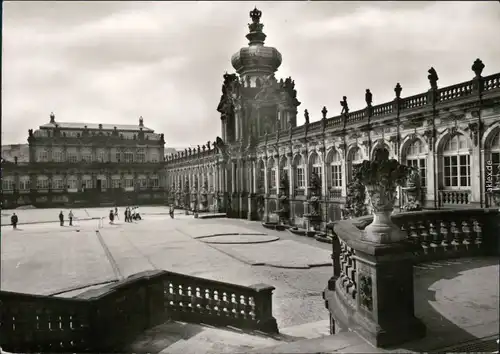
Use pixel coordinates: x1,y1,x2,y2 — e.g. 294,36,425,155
423,129,435,151
467,121,483,147
359,274,373,312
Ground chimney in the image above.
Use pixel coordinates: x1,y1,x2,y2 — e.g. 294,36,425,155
139,116,144,127
50,112,55,123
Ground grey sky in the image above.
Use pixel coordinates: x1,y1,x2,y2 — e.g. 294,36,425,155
2,1,500,147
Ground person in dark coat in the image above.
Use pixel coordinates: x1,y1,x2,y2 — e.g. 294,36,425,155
169,205,175,219
68,210,74,226
124,207,129,222
11,213,18,229
109,209,115,224
59,211,64,226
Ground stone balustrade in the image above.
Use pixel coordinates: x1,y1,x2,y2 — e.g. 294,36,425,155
438,189,471,206
324,208,499,348
0,270,277,353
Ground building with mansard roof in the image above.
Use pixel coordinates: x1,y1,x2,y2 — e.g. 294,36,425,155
164,7,500,224
1,113,166,208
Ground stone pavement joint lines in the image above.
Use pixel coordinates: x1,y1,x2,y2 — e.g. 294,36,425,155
94,230,124,280
194,232,267,239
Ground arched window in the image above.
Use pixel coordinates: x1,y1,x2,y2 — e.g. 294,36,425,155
310,153,322,185
279,156,288,183
328,149,342,188
442,134,470,189
405,139,427,187
294,155,305,189
488,130,500,185
348,146,364,182
258,160,265,192
268,158,276,190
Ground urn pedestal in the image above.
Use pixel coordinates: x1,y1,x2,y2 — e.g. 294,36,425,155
364,185,405,244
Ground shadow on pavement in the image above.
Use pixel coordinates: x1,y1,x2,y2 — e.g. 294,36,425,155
399,257,499,352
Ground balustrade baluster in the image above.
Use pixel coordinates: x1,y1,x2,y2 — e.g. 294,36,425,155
440,221,450,251
418,220,429,254
450,222,462,251
461,220,472,250
473,219,483,249
429,222,440,252
408,222,420,247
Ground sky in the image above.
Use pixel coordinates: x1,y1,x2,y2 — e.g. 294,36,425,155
2,1,500,148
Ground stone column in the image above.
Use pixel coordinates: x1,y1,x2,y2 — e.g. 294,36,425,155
287,153,294,196
264,158,269,221
248,158,257,220
471,145,481,205
303,150,309,194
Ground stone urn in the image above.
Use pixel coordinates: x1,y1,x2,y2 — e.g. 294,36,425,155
356,152,412,243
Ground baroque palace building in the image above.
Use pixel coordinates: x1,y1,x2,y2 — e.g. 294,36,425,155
1,114,166,208
164,8,500,225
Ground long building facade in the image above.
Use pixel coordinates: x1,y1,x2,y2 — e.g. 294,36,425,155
165,8,500,225
1,114,166,209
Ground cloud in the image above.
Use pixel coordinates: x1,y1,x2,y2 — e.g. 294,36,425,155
2,1,500,147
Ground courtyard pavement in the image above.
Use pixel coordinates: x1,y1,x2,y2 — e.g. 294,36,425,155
1,207,332,329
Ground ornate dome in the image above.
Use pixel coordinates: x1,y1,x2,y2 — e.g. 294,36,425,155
231,8,282,76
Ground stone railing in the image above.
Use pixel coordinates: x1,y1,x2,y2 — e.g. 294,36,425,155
438,189,471,206
329,188,342,199
324,208,499,348
0,270,277,353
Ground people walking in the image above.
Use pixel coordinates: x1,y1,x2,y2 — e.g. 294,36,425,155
114,206,119,220
59,211,64,226
109,209,115,224
69,210,74,226
11,213,18,229
169,204,175,219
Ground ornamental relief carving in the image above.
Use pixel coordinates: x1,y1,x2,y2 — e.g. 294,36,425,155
359,274,373,312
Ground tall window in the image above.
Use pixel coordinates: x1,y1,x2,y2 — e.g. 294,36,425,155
258,160,265,191
124,151,134,163
19,177,30,190
124,177,134,188
348,147,364,182
52,150,63,162
268,158,276,189
38,149,48,162
442,134,470,188
138,176,147,188
115,152,121,162
488,130,500,185
37,176,49,189
81,150,92,162
2,179,14,190
294,155,305,188
150,176,159,188
329,149,342,188
111,177,121,189
136,149,146,163
67,176,78,189
405,139,427,187
310,153,322,186
67,149,78,163
82,176,93,189
97,149,107,162
52,177,64,190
